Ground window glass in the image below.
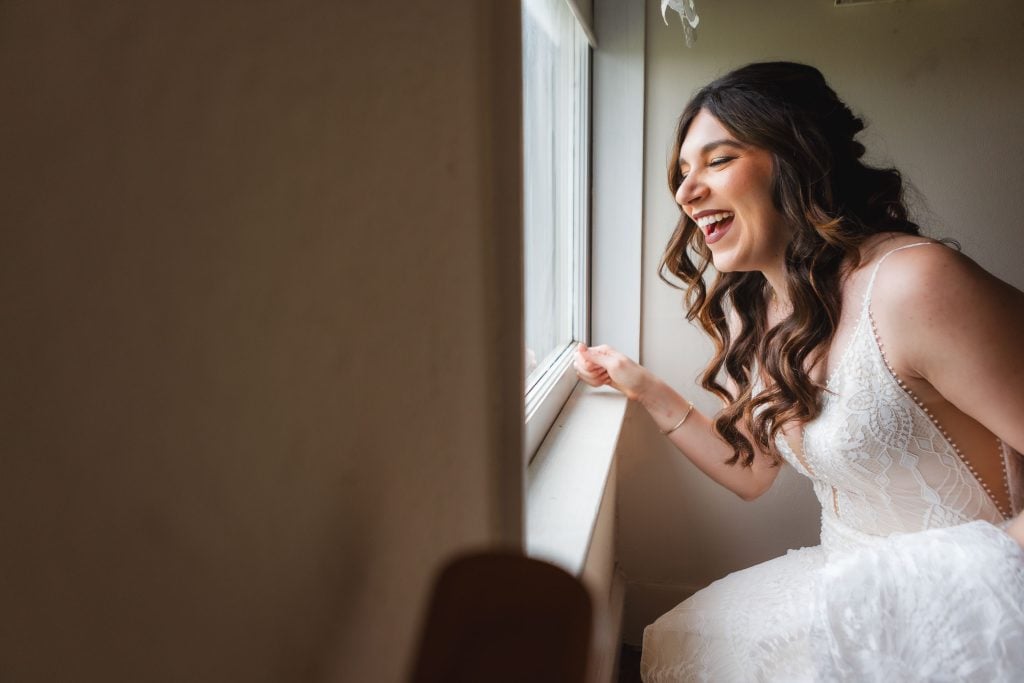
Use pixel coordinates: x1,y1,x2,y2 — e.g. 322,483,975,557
521,0,589,398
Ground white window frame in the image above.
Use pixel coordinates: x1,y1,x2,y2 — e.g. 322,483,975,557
525,0,645,576
522,0,594,461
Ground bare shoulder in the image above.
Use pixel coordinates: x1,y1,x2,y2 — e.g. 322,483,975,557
866,238,1024,381
869,239,1023,321
859,237,1024,452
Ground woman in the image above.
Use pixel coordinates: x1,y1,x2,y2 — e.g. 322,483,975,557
575,62,1024,681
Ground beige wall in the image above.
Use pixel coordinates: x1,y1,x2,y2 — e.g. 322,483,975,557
619,0,1024,642
0,3,522,682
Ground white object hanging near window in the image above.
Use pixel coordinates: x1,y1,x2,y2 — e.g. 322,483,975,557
661,0,700,47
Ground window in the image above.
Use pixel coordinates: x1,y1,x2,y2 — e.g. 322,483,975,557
521,0,591,459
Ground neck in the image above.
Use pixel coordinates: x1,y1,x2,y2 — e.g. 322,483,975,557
763,266,790,312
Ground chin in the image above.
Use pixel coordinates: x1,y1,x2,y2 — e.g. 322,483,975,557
709,251,738,273
710,252,758,275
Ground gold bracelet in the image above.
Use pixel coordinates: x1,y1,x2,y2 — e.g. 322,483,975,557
661,401,694,436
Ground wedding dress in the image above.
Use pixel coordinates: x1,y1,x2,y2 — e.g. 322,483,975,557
641,243,1024,682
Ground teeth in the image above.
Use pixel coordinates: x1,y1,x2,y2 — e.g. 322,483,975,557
695,211,734,228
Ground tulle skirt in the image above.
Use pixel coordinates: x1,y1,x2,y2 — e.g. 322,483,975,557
640,520,1024,682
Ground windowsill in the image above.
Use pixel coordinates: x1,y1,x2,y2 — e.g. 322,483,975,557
525,382,629,576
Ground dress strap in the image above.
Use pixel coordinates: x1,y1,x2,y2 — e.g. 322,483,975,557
862,241,935,309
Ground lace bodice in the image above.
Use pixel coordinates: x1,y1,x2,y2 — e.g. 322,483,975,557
775,243,1024,552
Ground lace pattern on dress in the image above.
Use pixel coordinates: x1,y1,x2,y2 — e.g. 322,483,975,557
776,242,1012,544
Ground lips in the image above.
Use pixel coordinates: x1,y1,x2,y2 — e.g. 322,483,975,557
699,214,734,246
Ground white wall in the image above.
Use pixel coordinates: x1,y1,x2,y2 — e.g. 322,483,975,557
0,3,523,682
619,0,1024,642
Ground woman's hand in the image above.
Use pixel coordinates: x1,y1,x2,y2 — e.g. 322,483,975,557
573,343,653,402
576,343,782,500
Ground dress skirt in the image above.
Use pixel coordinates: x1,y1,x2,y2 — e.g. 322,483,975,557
640,520,1024,682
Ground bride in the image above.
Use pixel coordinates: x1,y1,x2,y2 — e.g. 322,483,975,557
574,62,1024,681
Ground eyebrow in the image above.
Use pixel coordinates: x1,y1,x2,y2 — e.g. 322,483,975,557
678,139,748,170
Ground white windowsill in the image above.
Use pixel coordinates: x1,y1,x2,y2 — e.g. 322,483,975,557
525,382,628,576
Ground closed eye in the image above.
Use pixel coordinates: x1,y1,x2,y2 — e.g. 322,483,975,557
676,156,737,188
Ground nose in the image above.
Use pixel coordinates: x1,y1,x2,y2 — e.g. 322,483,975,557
675,172,706,211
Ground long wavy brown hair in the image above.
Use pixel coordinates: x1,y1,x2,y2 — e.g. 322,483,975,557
660,62,921,466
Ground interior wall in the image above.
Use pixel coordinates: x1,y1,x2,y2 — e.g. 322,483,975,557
0,3,522,682
618,0,1024,643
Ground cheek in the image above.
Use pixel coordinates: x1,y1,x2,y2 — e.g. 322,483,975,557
733,181,769,215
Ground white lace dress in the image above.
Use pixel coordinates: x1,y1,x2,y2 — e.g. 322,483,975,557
641,244,1024,682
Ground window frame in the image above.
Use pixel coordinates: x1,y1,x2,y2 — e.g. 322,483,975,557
524,0,645,577
521,0,593,461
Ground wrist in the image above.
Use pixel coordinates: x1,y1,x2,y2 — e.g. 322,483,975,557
635,376,693,429
633,372,665,407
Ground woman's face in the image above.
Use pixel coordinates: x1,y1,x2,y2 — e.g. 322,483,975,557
675,109,791,274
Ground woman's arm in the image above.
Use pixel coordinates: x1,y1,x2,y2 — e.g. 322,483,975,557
574,343,780,501
873,246,1024,457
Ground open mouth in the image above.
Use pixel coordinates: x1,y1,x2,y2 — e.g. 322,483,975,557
696,211,734,245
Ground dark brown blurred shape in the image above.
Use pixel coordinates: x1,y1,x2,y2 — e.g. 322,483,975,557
411,552,592,683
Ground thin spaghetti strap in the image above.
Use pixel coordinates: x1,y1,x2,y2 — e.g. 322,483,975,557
862,241,935,309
